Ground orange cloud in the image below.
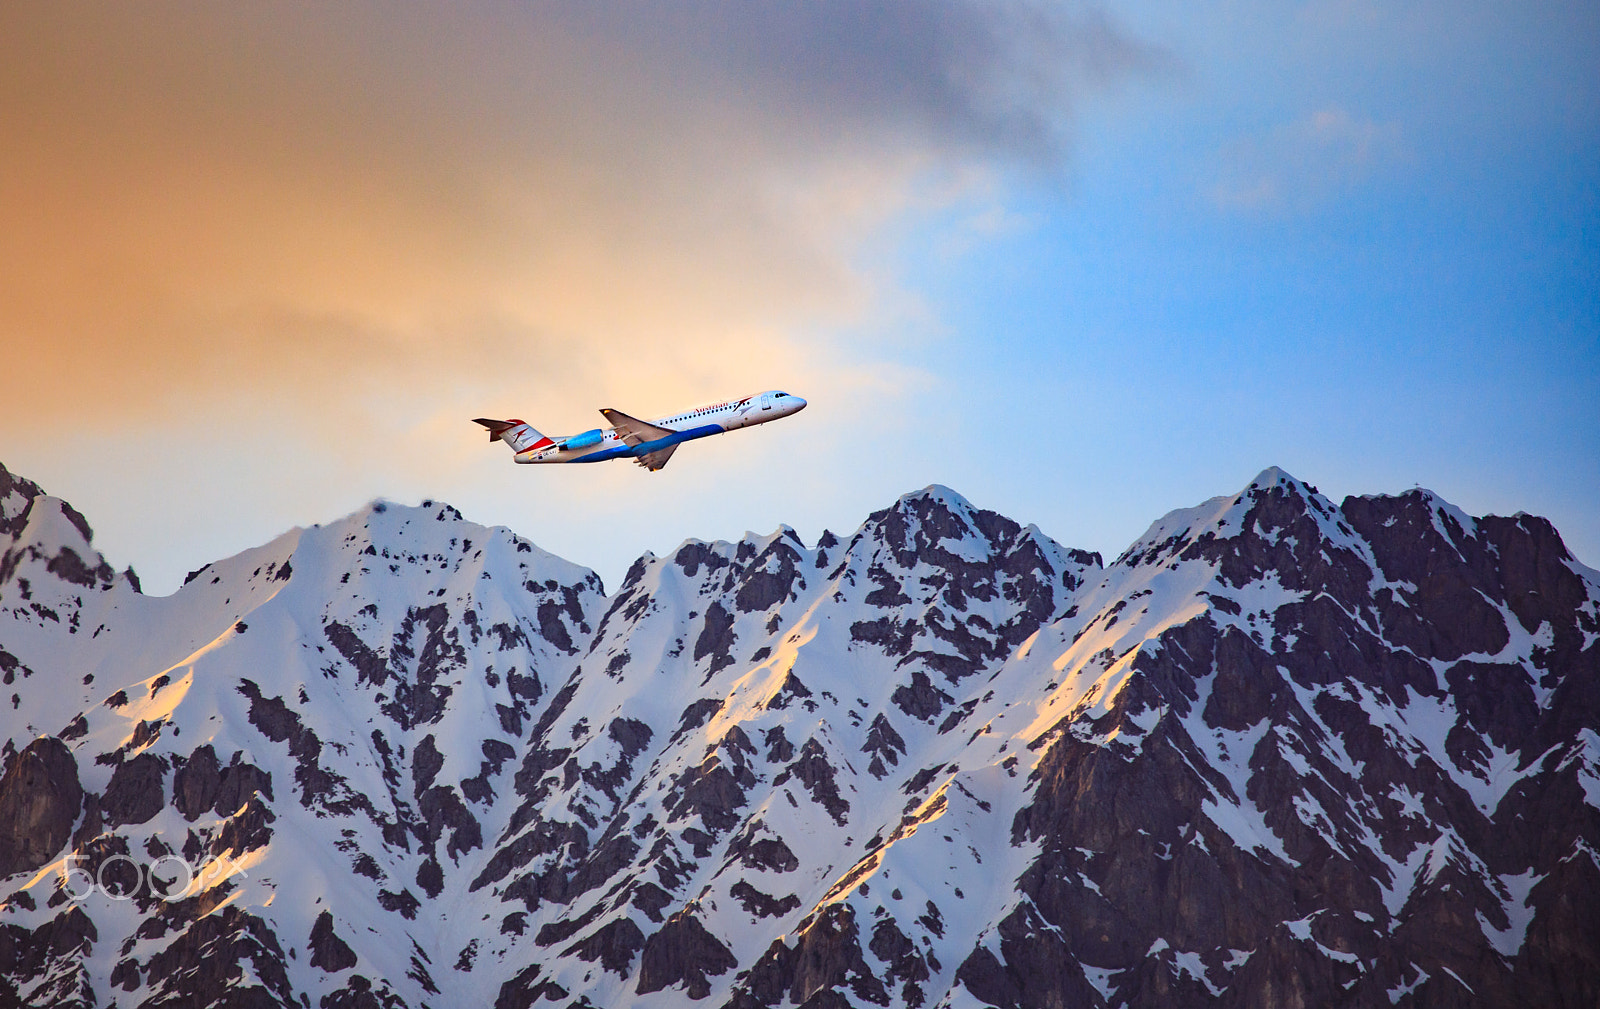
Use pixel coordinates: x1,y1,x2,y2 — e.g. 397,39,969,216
0,1,1153,436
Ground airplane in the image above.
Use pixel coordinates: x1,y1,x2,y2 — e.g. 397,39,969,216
473,390,807,471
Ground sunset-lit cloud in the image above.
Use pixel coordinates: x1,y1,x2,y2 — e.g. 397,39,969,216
0,1,1155,435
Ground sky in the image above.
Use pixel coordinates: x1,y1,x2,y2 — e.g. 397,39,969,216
2,0,1596,595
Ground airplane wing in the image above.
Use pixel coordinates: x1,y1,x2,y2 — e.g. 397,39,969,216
634,444,679,471
600,408,675,447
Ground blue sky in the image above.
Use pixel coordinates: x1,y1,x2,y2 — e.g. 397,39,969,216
897,0,1599,567
2,1,1595,592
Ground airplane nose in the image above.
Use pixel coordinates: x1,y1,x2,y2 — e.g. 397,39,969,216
792,397,807,412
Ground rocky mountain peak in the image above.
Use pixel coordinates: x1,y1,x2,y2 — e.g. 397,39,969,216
0,461,1594,1009
1114,467,1356,576
1342,486,1599,672
0,464,121,596
0,462,47,538
856,484,1019,569
0,467,141,751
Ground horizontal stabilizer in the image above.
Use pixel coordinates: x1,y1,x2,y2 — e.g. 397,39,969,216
472,417,547,453
473,418,518,443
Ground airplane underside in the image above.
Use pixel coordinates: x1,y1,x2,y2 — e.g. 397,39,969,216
475,390,805,472
535,422,723,470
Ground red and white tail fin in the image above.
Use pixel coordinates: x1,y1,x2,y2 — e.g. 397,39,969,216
472,418,549,453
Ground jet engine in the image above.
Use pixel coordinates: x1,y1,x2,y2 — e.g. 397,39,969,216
559,428,604,451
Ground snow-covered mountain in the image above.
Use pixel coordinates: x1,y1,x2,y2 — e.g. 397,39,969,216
0,460,1595,1008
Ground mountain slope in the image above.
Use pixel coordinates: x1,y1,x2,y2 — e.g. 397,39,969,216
0,461,1595,1008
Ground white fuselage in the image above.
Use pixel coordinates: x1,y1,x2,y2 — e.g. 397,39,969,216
513,390,806,466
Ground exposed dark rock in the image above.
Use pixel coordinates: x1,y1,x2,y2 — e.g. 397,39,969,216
849,616,911,656
766,672,812,712
868,918,930,993
666,755,749,834
100,751,166,827
676,542,730,579
736,542,804,613
536,597,577,654
632,881,674,922
694,602,738,675
565,832,640,899
384,603,463,728
729,903,887,1008
137,905,294,1008
0,647,29,687
214,794,276,856
564,917,644,977
890,671,952,722
726,822,800,874
412,734,444,799
377,889,420,920
862,714,906,776
239,679,343,809
214,753,274,817
763,726,796,763
309,910,358,972
322,972,412,1009
0,905,97,1006
772,739,849,826
0,736,82,877
44,546,97,588
495,963,567,1009
416,857,444,898
636,910,737,998
609,716,653,756
676,697,726,739
729,881,801,919
0,463,45,538
417,784,482,859
1342,491,1512,661
955,902,1101,1008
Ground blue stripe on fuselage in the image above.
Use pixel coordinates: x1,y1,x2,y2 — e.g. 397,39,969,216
568,423,724,462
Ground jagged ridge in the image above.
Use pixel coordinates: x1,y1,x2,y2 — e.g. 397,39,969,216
0,461,1595,1008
